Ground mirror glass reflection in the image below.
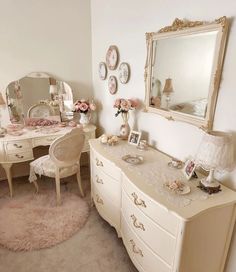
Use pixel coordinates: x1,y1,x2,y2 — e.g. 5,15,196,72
6,73,74,123
150,30,218,118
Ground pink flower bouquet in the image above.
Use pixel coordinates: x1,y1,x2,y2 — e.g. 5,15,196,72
114,98,139,117
73,99,96,114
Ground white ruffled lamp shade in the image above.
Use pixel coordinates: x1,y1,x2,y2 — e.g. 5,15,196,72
195,131,234,191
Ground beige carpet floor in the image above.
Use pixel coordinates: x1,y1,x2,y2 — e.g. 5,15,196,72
0,165,138,272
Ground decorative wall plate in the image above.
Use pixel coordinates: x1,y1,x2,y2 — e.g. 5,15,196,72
119,62,130,84
106,45,119,70
108,76,117,95
98,62,107,80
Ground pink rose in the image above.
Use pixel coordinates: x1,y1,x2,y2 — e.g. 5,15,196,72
79,102,89,112
74,100,81,106
114,98,121,108
129,98,139,108
74,105,80,111
89,102,96,111
120,99,131,111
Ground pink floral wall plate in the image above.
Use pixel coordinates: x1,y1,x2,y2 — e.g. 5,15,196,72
108,76,117,95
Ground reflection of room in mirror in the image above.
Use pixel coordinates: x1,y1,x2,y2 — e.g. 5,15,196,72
6,73,74,124
150,31,218,118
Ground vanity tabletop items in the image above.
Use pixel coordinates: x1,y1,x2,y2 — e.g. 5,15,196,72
89,138,236,272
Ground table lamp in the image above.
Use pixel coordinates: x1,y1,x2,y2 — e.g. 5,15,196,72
163,78,174,109
195,131,234,194
0,93,6,136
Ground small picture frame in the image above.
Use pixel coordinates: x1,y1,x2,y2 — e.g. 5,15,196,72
183,159,196,180
128,130,142,146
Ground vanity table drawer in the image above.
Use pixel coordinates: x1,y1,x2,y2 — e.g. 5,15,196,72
93,183,120,229
121,214,171,272
91,148,120,181
122,175,179,236
122,190,176,266
92,165,121,205
6,151,34,162
5,140,32,151
33,135,61,146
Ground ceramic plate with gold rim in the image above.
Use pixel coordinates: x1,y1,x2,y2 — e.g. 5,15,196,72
106,45,119,70
98,62,107,80
108,75,117,95
119,62,130,84
122,154,143,165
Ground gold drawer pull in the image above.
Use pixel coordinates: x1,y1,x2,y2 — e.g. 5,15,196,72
130,214,145,231
130,239,143,257
13,143,23,148
95,158,103,167
131,192,146,208
95,194,104,205
15,154,24,159
95,175,103,184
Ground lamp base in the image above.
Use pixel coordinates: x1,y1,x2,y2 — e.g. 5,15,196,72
197,179,221,194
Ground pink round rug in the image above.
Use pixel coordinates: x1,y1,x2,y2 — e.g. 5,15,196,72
0,192,89,251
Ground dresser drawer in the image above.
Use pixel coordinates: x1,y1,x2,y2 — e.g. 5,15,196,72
92,165,121,205
121,214,171,272
6,150,34,162
122,190,176,265
122,174,179,236
93,183,120,230
33,135,60,147
91,148,121,181
5,140,32,152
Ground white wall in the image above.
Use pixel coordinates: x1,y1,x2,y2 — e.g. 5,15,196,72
91,1,236,271
0,0,92,126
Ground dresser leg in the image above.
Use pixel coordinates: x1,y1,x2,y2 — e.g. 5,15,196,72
2,163,13,197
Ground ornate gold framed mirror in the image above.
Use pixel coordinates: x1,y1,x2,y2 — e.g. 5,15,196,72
144,17,229,130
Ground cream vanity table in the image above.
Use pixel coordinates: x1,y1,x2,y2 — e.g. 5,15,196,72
0,72,96,196
90,139,236,272
0,125,96,197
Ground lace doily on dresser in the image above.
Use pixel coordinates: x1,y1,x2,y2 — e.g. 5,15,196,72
101,143,209,207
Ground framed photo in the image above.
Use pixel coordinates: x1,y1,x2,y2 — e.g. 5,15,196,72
183,159,196,180
128,130,142,146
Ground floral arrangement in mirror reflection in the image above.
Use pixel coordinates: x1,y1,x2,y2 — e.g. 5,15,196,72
73,99,96,126
113,98,139,140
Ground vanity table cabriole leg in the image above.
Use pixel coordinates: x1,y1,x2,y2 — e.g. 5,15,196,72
2,163,13,197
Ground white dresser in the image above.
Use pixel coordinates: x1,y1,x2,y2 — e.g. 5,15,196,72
89,139,236,272
0,124,96,196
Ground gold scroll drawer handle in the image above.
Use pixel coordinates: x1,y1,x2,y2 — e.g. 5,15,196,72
95,158,103,167
13,143,23,148
95,175,103,184
130,214,145,231
130,239,143,257
15,154,24,159
131,192,147,208
95,194,104,205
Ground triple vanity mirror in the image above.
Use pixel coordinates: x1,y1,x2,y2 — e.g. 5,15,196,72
6,72,74,123
144,17,229,129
